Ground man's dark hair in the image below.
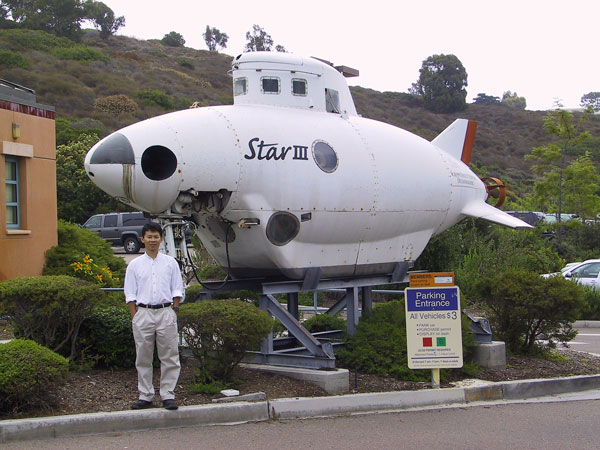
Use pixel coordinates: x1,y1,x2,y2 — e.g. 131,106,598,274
142,222,163,237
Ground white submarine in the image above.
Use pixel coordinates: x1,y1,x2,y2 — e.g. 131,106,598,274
84,51,530,281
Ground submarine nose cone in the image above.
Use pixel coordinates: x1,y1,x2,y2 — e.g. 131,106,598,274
88,133,134,165
84,133,136,202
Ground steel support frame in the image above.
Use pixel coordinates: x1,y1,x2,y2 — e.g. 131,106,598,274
206,266,409,369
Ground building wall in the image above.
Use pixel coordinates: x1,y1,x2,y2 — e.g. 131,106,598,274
0,107,57,280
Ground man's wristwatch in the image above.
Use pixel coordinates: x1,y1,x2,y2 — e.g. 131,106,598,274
172,306,179,313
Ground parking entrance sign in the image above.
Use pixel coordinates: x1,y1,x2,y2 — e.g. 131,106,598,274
404,286,463,369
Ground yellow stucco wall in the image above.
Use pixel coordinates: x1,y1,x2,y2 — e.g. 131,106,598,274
0,107,57,280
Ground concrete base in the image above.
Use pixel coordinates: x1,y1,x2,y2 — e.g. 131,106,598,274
473,341,506,370
240,363,349,394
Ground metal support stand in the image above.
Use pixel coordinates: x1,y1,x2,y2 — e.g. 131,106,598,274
199,262,409,369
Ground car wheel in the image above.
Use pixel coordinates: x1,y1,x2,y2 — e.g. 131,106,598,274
123,237,140,254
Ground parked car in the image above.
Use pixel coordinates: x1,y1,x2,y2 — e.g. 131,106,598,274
542,259,600,289
82,212,155,254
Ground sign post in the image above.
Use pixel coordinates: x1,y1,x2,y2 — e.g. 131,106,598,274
404,286,463,387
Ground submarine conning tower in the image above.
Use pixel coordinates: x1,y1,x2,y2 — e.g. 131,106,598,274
231,51,359,118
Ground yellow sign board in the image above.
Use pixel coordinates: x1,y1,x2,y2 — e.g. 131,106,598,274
409,272,455,288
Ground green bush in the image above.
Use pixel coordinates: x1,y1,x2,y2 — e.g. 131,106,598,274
303,313,347,338
474,269,585,354
337,300,429,381
177,57,194,69
0,50,29,69
337,300,476,381
581,286,600,320
185,283,204,302
0,29,72,51
0,340,69,413
178,300,272,382
43,220,126,285
53,46,108,62
0,276,103,360
198,264,226,280
75,304,135,368
137,88,173,109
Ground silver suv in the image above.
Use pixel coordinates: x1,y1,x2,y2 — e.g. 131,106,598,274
82,212,154,254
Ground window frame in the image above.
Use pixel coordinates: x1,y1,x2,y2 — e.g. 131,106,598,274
260,76,281,95
292,78,308,96
5,156,20,229
233,77,248,96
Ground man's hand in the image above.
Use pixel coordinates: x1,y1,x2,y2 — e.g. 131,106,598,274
128,302,137,319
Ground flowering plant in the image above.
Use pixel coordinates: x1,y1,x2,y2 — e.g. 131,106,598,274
71,255,119,287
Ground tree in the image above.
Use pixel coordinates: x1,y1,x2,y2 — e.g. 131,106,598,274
472,93,500,105
84,0,124,40
56,134,120,223
413,54,468,113
525,109,592,223
203,25,228,52
161,30,185,47
501,91,527,110
563,154,600,222
1,0,87,40
581,92,600,112
244,24,285,52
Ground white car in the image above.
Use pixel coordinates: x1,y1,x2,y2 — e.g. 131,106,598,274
542,259,600,288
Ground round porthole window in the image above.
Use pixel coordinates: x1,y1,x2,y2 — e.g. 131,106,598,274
312,140,338,173
141,145,177,181
266,212,300,246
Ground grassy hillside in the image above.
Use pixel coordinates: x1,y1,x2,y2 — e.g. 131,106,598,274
2,28,599,200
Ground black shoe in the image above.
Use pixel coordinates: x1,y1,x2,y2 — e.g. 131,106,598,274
162,399,178,410
131,399,154,410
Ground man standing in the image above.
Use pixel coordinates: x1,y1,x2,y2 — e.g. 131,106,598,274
124,222,183,410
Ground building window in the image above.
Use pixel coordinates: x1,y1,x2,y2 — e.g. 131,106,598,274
5,156,20,229
234,77,247,96
261,76,280,94
292,79,307,96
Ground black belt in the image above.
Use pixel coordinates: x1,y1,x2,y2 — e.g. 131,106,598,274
137,303,172,309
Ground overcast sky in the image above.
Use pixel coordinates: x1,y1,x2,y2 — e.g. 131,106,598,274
98,0,597,111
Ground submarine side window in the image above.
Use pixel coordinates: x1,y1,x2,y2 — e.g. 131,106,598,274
312,140,338,173
234,77,247,96
266,212,300,246
292,78,307,96
325,88,340,113
261,76,280,94
141,145,177,181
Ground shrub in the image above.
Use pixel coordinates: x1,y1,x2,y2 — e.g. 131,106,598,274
0,276,103,360
303,313,347,338
178,300,272,382
198,264,226,280
185,283,204,302
337,300,476,381
581,286,600,320
161,31,185,47
0,340,69,413
474,269,585,354
53,46,109,62
137,88,173,109
0,29,71,52
43,220,126,284
95,94,138,115
177,57,194,69
0,50,30,69
337,300,429,381
76,305,136,368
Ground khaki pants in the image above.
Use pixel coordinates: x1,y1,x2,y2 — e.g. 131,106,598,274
132,307,181,401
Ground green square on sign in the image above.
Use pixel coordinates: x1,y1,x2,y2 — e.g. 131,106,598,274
437,337,446,347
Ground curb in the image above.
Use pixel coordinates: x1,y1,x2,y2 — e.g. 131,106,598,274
3,374,600,443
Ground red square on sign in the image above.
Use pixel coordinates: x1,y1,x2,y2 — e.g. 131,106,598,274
423,337,433,347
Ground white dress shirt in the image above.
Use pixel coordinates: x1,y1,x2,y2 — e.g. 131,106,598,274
124,252,184,305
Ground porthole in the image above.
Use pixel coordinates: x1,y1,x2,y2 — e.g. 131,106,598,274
266,212,300,246
261,76,280,94
141,145,177,181
292,78,307,96
311,140,338,173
